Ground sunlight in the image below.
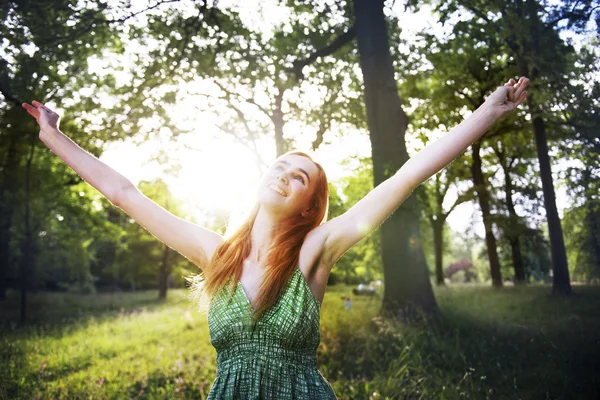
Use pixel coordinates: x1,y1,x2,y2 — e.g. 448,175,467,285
100,104,374,228
93,0,576,240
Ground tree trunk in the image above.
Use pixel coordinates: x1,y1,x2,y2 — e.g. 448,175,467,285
353,0,438,320
433,218,445,286
529,106,572,295
589,203,600,271
518,53,571,293
504,169,526,284
495,144,527,284
158,244,171,300
521,0,571,295
273,87,285,157
0,203,13,300
0,135,19,300
20,139,35,322
471,140,503,287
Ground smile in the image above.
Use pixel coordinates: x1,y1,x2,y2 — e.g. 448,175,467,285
269,185,287,196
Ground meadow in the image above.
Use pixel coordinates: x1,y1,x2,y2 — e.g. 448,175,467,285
1,284,599,399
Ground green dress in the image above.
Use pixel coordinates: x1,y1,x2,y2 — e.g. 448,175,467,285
207,267,337,399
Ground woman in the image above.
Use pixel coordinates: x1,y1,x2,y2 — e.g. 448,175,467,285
23,76,528,399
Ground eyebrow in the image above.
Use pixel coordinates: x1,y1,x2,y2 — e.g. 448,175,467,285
275,160,311,184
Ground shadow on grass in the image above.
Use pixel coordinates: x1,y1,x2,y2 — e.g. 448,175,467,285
0,289,189,333
126,369,212,399
323,286,600,400
0,337,31,400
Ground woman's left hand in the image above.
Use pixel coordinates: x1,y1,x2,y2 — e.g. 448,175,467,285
485,77,529,118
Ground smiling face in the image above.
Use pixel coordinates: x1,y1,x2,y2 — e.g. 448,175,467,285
257,154,321,219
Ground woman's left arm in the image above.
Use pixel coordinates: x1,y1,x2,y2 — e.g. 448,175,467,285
318,77,529,265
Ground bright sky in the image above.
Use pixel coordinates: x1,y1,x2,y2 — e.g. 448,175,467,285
98,1,574,237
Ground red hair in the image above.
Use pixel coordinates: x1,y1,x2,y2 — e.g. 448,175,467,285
198,151,329,319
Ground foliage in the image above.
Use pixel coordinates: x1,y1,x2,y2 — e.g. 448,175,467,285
328,158,383,285
553,45,600,282
563,201,600,282
94,179,198,291
495,216,552,281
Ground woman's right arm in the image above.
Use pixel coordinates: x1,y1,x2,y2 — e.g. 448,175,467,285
23,101,223,272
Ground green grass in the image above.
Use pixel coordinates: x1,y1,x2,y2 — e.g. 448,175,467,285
1,284,599,399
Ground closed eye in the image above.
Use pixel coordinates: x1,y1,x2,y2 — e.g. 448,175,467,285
273,161,309,185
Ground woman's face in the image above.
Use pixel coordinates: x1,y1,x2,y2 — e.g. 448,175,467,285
257,154,320,219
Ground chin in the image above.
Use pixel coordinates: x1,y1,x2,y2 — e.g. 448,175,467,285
258,191,285,210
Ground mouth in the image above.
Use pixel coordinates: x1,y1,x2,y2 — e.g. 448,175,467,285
268,184,287,197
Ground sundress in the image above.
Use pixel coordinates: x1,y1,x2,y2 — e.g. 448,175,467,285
206,266,337,399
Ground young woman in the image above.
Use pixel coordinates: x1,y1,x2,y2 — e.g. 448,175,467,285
23,76,528,399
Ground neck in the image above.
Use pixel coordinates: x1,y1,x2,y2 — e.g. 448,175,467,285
248,206,279,263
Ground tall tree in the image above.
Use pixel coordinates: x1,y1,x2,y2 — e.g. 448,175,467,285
353,0,438,318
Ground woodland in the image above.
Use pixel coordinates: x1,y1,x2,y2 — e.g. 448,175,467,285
1,0,599,398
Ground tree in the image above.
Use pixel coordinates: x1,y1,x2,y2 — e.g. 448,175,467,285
400,16,525,288
415,158,476,286
489,135,541,284
137,179,191,299
0,0,124,303
353,0,439,319
328,158,383,284
420,0,600,295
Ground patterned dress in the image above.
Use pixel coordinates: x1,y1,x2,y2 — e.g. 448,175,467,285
206,267,337,399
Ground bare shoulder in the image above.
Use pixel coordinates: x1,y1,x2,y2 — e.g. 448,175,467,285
298,224,334,304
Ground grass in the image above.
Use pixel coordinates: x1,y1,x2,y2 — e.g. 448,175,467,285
1,284,599,399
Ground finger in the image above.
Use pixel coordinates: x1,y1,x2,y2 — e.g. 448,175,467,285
32,101,54,115
514,91,527,107
505,78,516,87
514,76,529,91
22,103,40,118
513,78,529,100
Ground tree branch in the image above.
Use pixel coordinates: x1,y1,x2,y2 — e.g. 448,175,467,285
544,5,600,33
446,187,476,215
110,0,183,24
42,0,185,46
213,80,272,120
288,25,357,82
0,60,23,105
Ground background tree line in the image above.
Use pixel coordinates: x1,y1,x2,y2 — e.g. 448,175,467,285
1,0,598,322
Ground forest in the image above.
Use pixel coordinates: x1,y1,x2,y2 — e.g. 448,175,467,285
1,0,599,398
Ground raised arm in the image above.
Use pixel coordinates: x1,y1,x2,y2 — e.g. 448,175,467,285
22,101,223,272
317,77,529,265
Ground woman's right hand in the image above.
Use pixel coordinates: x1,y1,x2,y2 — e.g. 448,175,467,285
22,100,61,136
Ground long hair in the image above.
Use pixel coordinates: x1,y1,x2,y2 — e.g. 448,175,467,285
196,151,329,319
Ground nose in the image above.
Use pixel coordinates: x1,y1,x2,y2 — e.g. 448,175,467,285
277,172,288,184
